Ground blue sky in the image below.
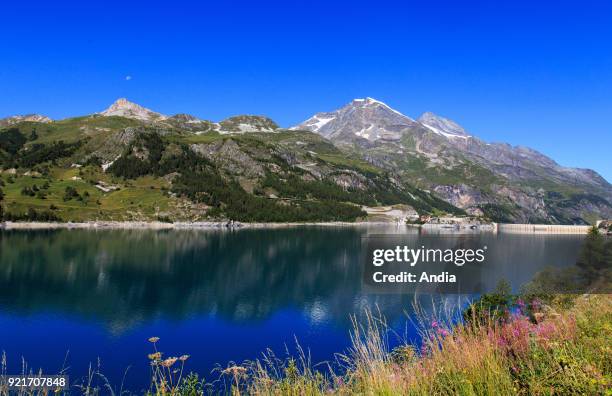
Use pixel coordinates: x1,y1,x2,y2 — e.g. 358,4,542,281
1,1,611,180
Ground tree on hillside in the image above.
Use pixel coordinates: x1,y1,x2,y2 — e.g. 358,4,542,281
0,187,4,221
604,238,612,273
577,226,608,280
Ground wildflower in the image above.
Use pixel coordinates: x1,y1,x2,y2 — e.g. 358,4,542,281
179,354,190,362
431,320,439,328
148,352,162,361
148,337,160,343
161,357,178,367
222,365,247,376
516,298,526,313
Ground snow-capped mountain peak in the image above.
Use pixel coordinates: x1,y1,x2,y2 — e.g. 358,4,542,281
292,98,478,144
291,97,415,142
100,98,167,121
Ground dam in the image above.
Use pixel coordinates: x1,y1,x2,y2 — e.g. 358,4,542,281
497,223,590,234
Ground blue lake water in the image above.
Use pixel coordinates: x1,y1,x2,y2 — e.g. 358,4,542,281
0,226,584,391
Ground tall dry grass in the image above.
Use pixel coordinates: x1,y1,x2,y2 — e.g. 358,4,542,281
222,293,611,395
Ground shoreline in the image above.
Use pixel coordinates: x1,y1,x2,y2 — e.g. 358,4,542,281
0,220,594,234
0,220,399,230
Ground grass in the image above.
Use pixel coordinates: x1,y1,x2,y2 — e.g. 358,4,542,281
1,172,179,222
13,116,141,145
316,153,382,175
230,293,610,396
0,291,609,395
176,132,225,144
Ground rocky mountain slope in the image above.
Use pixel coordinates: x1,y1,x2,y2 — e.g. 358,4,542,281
0,114,52,127
99,98,278,134
293,98,612,224
2,97,608,224
0,99,460,223
99,98,167,121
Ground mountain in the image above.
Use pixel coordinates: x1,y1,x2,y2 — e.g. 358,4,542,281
99,98,168,121
99,98,278,135
292,98,612,224
218,115,278,133
0,99,461,223
0,114,52,127
3,97,609,224
292,97,416,142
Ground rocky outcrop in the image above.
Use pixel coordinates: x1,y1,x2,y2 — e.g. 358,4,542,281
99,98,167,121
330,171,369,190
433,184,489,209
190,140,265,178
0,114,52,127
218,115,278,133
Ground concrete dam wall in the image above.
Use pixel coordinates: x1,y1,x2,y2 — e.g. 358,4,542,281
498,223,590,234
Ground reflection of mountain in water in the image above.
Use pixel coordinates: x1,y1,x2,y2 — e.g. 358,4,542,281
0,228,584,332
0,228,410,330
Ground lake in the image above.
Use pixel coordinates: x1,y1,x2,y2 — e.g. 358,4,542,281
0,226,585,391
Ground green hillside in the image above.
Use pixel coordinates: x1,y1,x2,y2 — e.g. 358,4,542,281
0,117,462,223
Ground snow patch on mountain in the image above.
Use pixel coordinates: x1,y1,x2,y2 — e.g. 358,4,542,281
422,123,470,139
312,116,335,129
361,97,412,119
418,112,470,138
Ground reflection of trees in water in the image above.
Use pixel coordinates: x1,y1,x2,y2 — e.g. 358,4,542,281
0,229,585,332
0,228,414,330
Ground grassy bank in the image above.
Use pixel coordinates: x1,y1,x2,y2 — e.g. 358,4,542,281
138,292,610,395
2,292,608,395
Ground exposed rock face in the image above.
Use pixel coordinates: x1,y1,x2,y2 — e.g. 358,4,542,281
293,98,612,224
165,114,217,133
330,171,369,190
190,140,265,178
433,184,488,209
0,114,52,127
168,113,200,123
218,115,278,133
100,98,167,121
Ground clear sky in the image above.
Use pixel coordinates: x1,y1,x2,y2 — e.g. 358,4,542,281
1,1,611,181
